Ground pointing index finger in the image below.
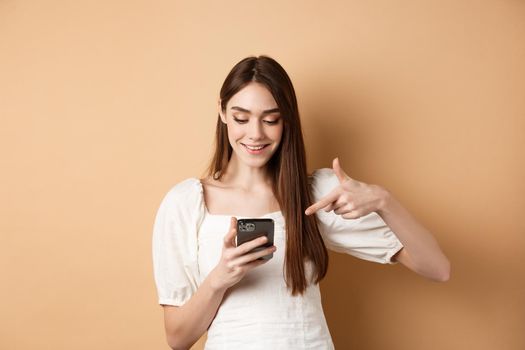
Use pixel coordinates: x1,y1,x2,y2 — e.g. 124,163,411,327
305,189,339,215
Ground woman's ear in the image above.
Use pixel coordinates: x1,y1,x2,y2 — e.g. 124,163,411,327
218,99,226,124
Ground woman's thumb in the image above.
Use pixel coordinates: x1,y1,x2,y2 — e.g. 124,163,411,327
223,217,237,247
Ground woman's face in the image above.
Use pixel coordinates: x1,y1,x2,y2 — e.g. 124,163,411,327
219,82,284,169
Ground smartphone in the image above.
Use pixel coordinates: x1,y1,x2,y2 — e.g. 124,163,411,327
236,218,275,260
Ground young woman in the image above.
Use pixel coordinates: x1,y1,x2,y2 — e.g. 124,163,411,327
152,55,450,350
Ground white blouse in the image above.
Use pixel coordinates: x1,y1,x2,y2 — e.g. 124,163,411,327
152,168,404,349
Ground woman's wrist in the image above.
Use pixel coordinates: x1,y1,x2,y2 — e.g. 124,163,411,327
374,185,392,215
206,269,229,294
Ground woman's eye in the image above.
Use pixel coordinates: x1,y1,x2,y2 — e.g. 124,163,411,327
233,117,248,124
233,117,279,125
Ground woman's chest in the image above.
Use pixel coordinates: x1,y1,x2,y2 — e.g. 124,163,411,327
201,181,280,217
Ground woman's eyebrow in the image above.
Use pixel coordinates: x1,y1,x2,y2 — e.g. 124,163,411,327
230,106,280,115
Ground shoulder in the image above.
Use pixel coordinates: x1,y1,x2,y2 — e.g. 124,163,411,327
160,177,202,208
308,168,336,181
308,168,338,188
308,168,340,199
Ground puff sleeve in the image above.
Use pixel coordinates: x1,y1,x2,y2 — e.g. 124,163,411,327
152,178,205,306
310,168,404,264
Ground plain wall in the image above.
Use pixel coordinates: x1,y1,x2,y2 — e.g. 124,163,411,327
1,1,524,349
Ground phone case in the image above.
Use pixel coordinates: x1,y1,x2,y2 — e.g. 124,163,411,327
236,218,275,260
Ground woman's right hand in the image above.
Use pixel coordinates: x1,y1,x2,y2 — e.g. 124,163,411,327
209,217,276,292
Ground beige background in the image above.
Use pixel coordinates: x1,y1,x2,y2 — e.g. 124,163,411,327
1,1,524,349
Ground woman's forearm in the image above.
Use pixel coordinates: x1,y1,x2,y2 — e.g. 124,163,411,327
165,274,227,350
376,187,450,281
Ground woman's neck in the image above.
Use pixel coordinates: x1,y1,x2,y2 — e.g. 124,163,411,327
219,155,273,192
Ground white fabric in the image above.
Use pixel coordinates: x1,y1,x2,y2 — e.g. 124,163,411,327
151,168,404,349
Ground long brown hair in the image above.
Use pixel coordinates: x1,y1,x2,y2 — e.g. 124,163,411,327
203,55,329,295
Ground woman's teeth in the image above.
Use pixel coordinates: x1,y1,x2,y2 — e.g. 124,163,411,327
241,143,268,154
243,144,267,150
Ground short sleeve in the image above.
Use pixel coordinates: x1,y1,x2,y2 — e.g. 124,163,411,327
310,168,404,264
151,178,205,306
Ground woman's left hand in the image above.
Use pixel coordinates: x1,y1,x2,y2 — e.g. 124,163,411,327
304,157,388,220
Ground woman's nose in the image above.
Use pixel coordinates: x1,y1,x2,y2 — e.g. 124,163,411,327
248,120,264,139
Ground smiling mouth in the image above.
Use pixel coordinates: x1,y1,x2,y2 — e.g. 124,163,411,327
240,143,270,154
241,143,269,150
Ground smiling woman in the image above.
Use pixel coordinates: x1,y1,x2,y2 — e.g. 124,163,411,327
218,82,284,167
151,55,450,350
